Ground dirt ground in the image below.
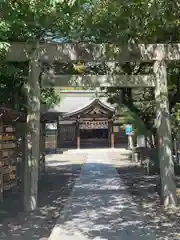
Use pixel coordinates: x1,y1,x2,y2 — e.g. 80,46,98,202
1,150,180,240
0,153,85,240
108,151,180,240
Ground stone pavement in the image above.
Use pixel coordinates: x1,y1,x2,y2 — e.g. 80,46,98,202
49,151,156,240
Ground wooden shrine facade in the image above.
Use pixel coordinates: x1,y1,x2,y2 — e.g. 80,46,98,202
58,98,116,149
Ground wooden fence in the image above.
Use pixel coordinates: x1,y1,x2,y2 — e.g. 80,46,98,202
0,107,45,203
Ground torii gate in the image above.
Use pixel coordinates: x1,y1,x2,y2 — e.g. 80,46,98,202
3,41,180,210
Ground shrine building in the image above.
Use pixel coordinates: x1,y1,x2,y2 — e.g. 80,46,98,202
44,89,128,150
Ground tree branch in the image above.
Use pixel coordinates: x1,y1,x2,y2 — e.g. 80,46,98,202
122,88,155,134
169,78,180,110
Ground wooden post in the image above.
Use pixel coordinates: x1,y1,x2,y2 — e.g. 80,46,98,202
110,122,114,148
111,132,114,148
154,59,177,207
76,119,80,149
111,133,115,148
24,42,41,211
108,120,111,147
77,135,80,149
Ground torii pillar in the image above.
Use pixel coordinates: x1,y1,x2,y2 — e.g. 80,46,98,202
24,43,41,211
154,55,177,207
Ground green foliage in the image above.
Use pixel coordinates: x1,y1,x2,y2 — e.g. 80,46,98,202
71,0,180,43
41,88,60,108
74,1,180,137
0,0,86,42
0,62,60,111
0,0,93,111
1,0,180,123
175,104,180,122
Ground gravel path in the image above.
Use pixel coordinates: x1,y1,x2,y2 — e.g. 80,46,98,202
49,151,155,240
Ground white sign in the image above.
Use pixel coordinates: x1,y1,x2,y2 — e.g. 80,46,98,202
113,126,119,133
45,123,57,130
137,135,146,147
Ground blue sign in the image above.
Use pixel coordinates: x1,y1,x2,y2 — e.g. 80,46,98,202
125,125,132,135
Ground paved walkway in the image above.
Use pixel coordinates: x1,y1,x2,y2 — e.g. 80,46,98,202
49,151,156,240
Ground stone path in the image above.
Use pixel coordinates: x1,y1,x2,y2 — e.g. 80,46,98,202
49,151,156,239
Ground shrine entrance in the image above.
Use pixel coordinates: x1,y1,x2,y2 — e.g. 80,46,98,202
59,98,115,149
80,129,108,139
79,120,109,148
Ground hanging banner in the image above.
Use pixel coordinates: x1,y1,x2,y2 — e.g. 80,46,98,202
79,120,108,129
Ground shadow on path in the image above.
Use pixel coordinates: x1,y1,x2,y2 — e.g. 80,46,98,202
115,164,180,240
0,162,82,240
50,153,156,239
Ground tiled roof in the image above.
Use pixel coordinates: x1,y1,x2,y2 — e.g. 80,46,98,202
48,91,113,114
63,98,114,118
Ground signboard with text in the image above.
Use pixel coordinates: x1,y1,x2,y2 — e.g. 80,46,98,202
125,125,133,135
